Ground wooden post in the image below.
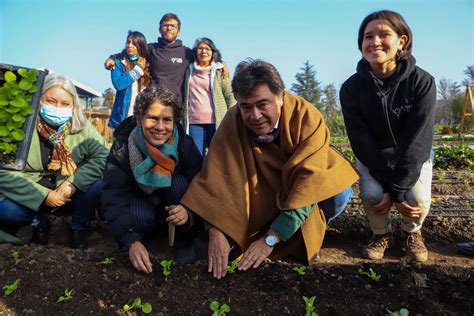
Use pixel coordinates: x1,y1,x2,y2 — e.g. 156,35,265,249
460,84,474,133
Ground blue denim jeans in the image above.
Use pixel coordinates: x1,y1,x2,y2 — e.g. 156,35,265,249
319,186,353,225
0,179,102,230
188,124,216,156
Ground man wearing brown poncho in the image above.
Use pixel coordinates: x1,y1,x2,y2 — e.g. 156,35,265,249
181,60,359,279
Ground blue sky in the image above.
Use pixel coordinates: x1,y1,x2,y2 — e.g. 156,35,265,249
1,0,473,97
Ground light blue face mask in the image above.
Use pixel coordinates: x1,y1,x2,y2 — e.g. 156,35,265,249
128,54,139,61
40,104,72,126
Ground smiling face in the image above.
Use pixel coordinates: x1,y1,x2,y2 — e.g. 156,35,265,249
196,42,213,66
362,19,407,76
159,18,180,44
126,37,138,56
237,84,283,136
137,101,174,146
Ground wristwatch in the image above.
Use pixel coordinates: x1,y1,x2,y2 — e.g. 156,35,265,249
264,232,279,247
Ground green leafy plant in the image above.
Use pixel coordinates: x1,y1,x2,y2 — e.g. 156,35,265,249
11,250,20,264
302,296,319,316
341,148,355,164
467,214,474,222
293,265,306,275
437,170,446,182
97,257,115,265
0,68,38,156
386,307,409,316
3,279,20,297
360,268,381,281
57,288,74,303
389,212,402,221
434,144,473,170
226,259,239,273
160,260,173,278
210,300,230,316
123,297,152,314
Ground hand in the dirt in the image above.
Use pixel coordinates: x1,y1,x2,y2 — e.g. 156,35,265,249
165,205,188,226
105,58,115,70
372,193,393,214
45,190,71,208
137,56,146,69
55,181,76,198
129,240,153,273
394,201,421,218
208,227,230,279
238,237,273,271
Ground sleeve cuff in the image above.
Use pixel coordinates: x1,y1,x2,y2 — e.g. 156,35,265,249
130,65,144,81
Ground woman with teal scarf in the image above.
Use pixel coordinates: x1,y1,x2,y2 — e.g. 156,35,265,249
102,85,203,273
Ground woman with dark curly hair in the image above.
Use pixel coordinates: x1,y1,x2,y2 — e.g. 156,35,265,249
101,85,203,272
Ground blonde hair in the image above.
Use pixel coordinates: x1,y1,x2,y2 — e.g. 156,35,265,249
41,73,86,133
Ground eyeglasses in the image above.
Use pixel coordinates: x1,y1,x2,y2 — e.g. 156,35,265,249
161,24,178,30
197,47,212,52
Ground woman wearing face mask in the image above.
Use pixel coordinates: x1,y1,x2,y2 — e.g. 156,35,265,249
0,73,109,249
340,10,436,262
182,38,235,156
108,31,151,129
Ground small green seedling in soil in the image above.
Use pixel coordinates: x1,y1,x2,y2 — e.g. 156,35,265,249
210,300,230,316
226,259,239,273
11,251,20,264
302,296,319,316
160,260,173,278
57,288,74,303
386,307,409,316
437,170,446,182
360,268,381,281
123,297,152,314
3,279,20,297
97,257,115,265
293,265,306,275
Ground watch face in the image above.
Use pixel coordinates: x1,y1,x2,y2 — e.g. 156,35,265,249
265,235,277,247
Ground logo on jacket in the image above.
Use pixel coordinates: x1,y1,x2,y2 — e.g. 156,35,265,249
171,58,183,64
392,104,413,118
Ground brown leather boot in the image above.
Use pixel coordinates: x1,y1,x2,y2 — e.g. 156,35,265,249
362,232,393,260
402,230,428,262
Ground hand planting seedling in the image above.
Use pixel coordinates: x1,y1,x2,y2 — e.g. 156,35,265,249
360,268,381,281
3,279,20,297
160,260,173,278
293,265,306,275
98,257,115,265
210,300,230,316
57,288,74,303
11,251,19,264
302,296,319,316
123,297,152,314
386,307,409,316
226,259,239,273
0,68,38,155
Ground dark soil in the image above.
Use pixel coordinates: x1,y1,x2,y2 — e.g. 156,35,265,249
1,173,473,315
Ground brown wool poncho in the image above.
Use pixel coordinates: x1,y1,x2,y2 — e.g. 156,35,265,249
181,92,359,264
